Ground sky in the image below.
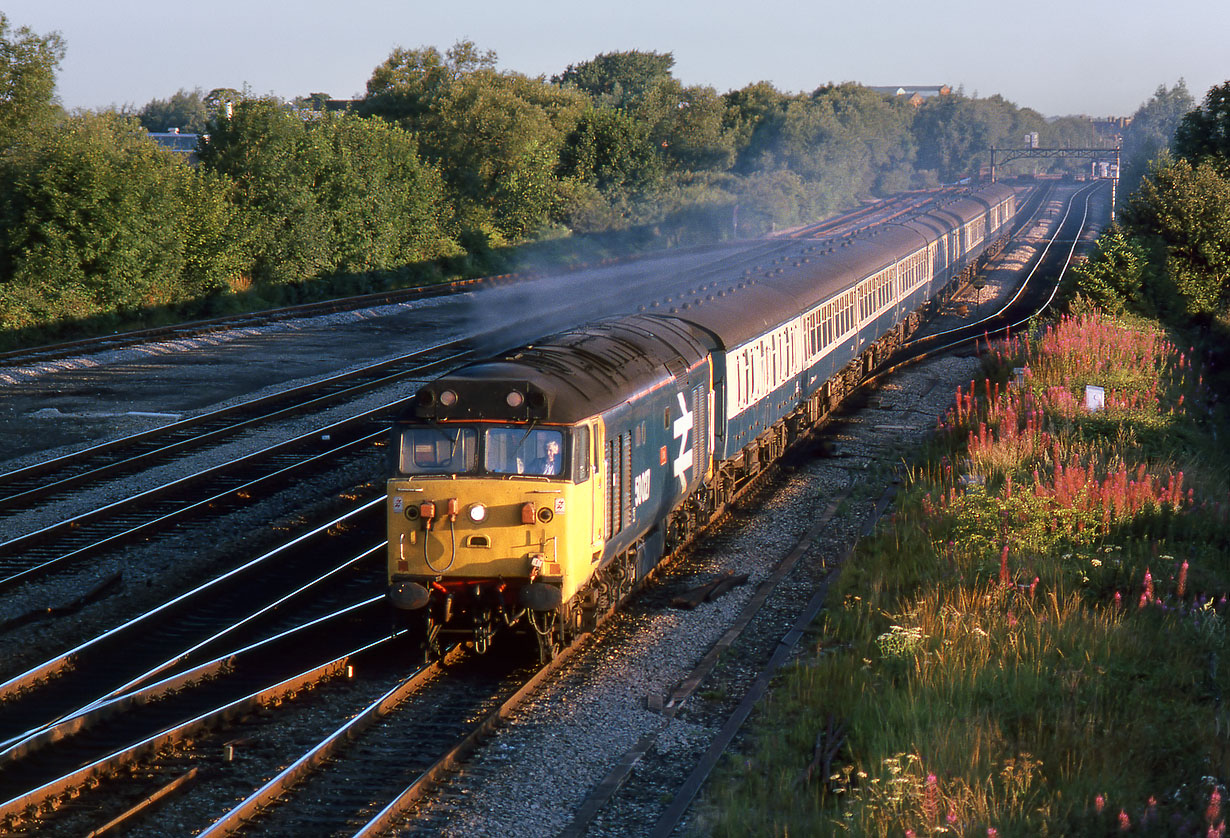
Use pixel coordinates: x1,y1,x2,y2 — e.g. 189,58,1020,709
5,0,1227,119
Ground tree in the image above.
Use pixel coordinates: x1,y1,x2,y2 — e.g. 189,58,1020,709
739,83,915,216
358,40,495,123
1122,155,1230,316
554,50,676,111
646,82,736,174
556,50,735,176
198,99,453,286
0,113,252,328
1069,229,1146,314
361,42,588,242
1173,81,1230,172
138,87,208,134
1118,81,1193,195
432,69,589,239
0,13,65,148
558,105,660,193
203,87,244,121
912,93,1034,182
724,81,795,171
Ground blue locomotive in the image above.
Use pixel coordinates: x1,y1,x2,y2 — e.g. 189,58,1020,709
386,185,1017,660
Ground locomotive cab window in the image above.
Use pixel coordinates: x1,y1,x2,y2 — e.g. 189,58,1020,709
398,427,477,474
572,426,591,483
485,427,566,477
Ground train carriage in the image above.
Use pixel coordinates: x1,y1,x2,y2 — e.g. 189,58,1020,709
386,184,1016,660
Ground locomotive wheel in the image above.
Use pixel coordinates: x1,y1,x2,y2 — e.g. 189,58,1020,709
565,599,586,641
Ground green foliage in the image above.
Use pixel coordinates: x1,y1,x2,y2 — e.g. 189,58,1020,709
0,13,65,148
198,99,454,288
360,41,588,241
138,87,208,134
553,50,676,110
1174,81,1230,173
1069,229,1147,313
203,87,244,120
913,92,1043,182
0,113,250,329
1123,155,1230,316
1118,81,1193,196
9,31,1211,342
557,106,660,193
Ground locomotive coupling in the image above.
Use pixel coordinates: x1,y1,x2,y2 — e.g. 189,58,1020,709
388,580,431,610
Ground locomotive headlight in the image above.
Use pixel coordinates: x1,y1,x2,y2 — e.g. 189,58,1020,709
505,390,524,408
438,389,458,407
468,503,488,523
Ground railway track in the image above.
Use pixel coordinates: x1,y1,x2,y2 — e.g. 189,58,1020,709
0,501,386,746
0,499,408,830
0,338,471,514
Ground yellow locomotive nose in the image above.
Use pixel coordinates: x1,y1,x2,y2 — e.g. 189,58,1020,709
388,477,573,582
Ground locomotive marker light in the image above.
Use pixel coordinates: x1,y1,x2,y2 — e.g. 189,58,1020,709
506,390,525,408
439,389,458,407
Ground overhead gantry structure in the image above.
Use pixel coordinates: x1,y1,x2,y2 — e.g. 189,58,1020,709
991,145,1121,220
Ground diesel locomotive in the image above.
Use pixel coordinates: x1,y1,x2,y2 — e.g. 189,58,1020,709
387,185,1017,660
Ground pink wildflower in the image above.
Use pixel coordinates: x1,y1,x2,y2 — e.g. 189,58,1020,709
1095,794,1106,813
923,773,939,823
1119,808,1130,830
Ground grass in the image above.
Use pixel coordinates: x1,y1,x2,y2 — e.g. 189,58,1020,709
696,309,1230,836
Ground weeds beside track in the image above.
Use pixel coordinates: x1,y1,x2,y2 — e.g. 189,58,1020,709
702,307,1230,836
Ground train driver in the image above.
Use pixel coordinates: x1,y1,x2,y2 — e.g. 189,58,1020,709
525,438,561,476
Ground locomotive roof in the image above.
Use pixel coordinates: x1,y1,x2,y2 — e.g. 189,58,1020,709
405,314,713,425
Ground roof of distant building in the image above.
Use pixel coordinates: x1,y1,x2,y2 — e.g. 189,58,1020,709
868,85,952,98
147,129,199,152
147,129,201,164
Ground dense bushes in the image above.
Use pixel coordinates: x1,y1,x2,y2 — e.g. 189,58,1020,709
0,114,248,330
